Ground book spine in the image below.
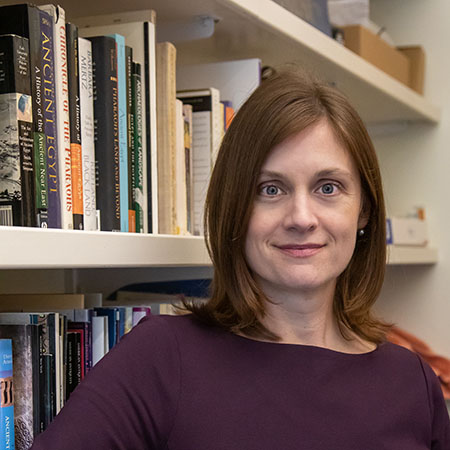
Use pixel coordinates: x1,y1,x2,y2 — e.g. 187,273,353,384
0,339,15,450
89,36,120,232
126,46,135,232
144,22,158,234
78,37,97,231
29,8,49,229
182,104,194,234
132,62,144,233
40,5,73,230
156,41,177,235
66,23,83,230
40,9,60,228
0,34,35,228
108,35,128,232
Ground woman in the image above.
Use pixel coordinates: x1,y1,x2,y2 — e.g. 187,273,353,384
31,70,450,449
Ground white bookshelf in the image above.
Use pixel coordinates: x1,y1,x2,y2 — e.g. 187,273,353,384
0,0,441,273
0,227,437,269
387,245,438,265
0,227,210,269
0,0,440,124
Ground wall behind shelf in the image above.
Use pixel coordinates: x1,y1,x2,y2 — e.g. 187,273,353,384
371,0,450,357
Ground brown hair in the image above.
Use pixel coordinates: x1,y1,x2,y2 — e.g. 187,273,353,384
184,69,391,344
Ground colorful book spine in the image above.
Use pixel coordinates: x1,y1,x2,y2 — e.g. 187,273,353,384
40,9,60,228
132,62,144,233
78,37,97,231
107,34,128,232
182,104,194,234
0,339,15,450
66,23,83,230
89,36,120,232
125,46,135,232
0,324,35,449
0,34,35,228
40,5,73,230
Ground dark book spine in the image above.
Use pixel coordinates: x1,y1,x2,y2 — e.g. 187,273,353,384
125,46,135,232
30,325,41,437
39,9,60,228
143,23,152,232
132,62,144,233
67,331,82,387
66,23,83,230
89,36,120,232
0,34,35,227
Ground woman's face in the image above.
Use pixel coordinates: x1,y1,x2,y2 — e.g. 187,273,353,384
244,119,367,300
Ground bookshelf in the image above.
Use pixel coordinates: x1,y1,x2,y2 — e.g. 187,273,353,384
0,226,437,270
0,0,440,289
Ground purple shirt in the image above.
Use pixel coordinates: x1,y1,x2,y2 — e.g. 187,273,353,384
31,314,450,449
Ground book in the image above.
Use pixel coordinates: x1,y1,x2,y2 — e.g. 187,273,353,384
66,23,83,230
39,8,60,229
77,11,158,234
176,58,261,112
177,88,222,235
29,313,60,421
125,46,135,233
0,4,49,228
88,36,120,232
131,306,151,327
182,104,194,234
0,294,84,312
156,41,177,235
0,339,14,450
91,315,107,366
0,34,35,228
78,37,97,231
39,5,73,230
175,99,187,235
66,330,81,397
93,308,118,351
0,325,37,449
131,62,144,233
107,34,128,233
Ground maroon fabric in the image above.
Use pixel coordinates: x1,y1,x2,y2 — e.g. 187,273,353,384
31,314,450,450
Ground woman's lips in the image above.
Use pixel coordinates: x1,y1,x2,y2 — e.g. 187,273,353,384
276,244,325,258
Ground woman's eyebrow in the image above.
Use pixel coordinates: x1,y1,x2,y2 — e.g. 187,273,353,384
258,168,354,179
315,168,354,179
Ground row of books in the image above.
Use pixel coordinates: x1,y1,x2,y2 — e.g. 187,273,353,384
0,291,186,450
0,4,262,235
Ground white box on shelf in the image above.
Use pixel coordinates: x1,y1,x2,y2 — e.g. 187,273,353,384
387,217,428,246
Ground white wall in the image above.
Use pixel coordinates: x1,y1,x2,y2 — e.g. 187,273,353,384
370,0,450,356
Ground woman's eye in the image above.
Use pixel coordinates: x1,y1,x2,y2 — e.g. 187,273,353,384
320,183,338,195
261,185,281,196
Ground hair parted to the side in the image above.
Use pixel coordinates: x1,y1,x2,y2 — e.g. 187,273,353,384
183,68,392,344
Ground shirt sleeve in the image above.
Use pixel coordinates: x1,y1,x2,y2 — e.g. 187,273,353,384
30,315,181,450
417,355,450,450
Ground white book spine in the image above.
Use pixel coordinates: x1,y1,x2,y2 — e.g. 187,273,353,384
175,99,187,235
78,38,97,231
147,21,158,234
210,87,223,163
40,5,73,229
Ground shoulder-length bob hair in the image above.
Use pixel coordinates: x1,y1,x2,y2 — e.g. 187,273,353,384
184,69,391,344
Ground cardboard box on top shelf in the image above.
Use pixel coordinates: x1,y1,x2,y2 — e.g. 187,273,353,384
397,45,425,95
341,25,410,86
